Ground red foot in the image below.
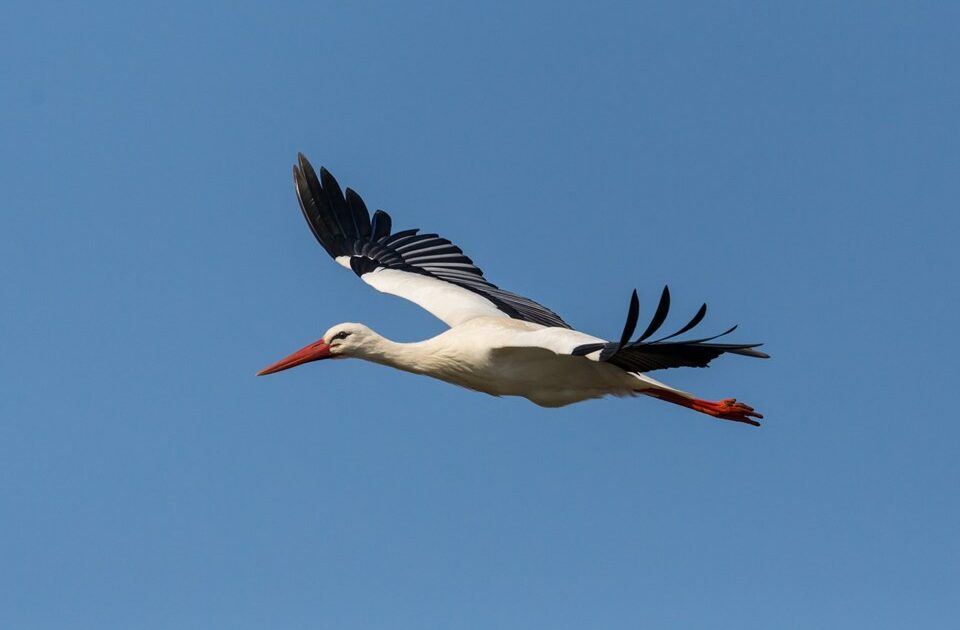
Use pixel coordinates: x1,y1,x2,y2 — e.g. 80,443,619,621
646,390,764,426
690,398,763,426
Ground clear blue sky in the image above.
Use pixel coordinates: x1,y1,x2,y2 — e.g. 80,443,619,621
2,1,958,627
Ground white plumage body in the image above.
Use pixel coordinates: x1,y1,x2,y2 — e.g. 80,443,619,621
349,318,686,408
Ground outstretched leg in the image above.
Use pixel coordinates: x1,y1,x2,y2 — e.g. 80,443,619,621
644,389,763,426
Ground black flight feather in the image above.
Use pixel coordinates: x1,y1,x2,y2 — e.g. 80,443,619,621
345,188,372,239
600,290,640,361
637,285,671,342
370,209,392,240
651,303,707,343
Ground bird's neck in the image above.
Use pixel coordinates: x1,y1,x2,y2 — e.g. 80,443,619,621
361,335,441,375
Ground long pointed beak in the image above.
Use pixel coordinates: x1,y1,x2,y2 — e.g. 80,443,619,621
257,339,331,376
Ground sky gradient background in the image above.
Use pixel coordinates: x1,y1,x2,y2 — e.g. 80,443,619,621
2,1,958,627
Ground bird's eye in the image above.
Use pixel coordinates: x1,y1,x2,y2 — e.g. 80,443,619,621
332,331,350,341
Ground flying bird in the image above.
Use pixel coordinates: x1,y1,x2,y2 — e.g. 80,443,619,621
259,155,769,425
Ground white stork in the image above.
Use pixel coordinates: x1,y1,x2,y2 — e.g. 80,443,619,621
258,155,769,426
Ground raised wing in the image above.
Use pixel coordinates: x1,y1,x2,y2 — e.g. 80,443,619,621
292,154,570,329
571,287,769,372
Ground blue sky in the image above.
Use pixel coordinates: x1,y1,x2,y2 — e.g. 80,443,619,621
2,1,958,627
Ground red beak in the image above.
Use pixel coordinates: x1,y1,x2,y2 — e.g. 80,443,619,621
257,338,332,376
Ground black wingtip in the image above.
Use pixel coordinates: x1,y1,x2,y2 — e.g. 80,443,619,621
345,187,372,239
370,209,392,240
637,285,671,342
297,154,320,185
619,289,640,349
600,289,640,361
651,302,709,343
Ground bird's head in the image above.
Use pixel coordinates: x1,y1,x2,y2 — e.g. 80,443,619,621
257,322,377,376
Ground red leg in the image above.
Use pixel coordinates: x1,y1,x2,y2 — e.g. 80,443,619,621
644,389,763,426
